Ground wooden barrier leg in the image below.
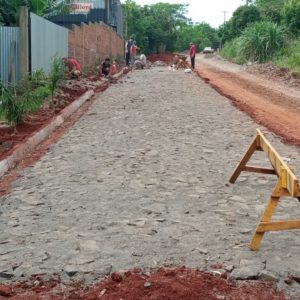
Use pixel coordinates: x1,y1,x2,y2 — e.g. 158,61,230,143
229,135,259,184
250,179,282,250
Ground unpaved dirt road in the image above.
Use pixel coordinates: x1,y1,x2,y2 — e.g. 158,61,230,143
1,66,300,298
196,54,300,147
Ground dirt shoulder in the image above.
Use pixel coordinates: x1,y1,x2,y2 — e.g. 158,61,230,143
195,54,300,147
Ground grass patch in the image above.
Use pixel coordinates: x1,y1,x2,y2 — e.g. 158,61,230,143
221,38,246,64
0,56,65,126
220,21,285,64
239,21,285,63
274,38,300,75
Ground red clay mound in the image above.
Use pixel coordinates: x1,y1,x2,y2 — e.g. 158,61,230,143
147,53,175,65
0,267,288,299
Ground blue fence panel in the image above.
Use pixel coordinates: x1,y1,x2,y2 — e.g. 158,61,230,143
30,13,68,74
0,26,20,85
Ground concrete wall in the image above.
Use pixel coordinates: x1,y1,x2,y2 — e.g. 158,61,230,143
68,22,124,68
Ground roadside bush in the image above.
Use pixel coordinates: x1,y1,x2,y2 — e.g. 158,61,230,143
0,83,26,126
30,69,48,88
48,56,65,103
274,38,300,75
24,86,51,112
281,0,300,36
239,21,285,63
220,38,246,65
0,56,74,127
0,57,64,126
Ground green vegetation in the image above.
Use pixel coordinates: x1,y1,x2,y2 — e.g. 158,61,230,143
0,57,64,127
255,0,284,23
239,21,284,63
0,0,70,25
274,38,300,75
122,0,300,73
123,0,217,54
281,0,300,36
221,38,246,65
219,0,300,75
123,0,189,54
175,23,219,53
48,56,65,103
0,82,26,126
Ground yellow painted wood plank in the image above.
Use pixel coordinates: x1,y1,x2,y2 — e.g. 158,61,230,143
257,129,298,196
229,136,259,184
256,220,300,232
243,166,276,175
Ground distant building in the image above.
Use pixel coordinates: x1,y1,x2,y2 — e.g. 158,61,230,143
49,0,123,36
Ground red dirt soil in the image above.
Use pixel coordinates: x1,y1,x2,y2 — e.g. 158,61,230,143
150,53,300,148
195,63,300,148
0,267,289,300
147,53,175,65
0,86,87,161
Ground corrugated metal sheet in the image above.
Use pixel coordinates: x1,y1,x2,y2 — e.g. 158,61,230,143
0,26,20,86
30,13,68,74
116,1,123,36
49,8,107,29
108,0,123,36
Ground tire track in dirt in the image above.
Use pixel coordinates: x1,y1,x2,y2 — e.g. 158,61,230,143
195,64,300,147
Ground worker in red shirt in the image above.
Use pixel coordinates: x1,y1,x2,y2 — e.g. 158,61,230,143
189,42,196,69
130,41,139,66
63,57,82,78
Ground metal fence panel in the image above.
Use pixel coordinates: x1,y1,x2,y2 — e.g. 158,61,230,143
30,13,68,74
0,26,20,85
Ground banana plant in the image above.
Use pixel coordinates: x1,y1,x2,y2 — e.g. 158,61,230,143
31,0,49,16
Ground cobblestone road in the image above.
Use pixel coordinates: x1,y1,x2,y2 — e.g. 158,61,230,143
1,67,300,296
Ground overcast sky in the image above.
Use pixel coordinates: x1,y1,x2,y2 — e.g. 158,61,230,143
121,0,245,28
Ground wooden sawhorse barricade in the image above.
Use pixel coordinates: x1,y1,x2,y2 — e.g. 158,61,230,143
230,129,300,250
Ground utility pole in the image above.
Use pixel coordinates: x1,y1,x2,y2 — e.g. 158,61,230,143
219,11,229,51
221,11,229,24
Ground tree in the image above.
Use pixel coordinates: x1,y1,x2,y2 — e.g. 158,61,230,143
242,0,254,5
256,0,284,23
0,0,28,26
218,5,261,45
0,0,70,25
123,0,142,40
218,20,235,44
123,0,189,54
281,0,300,36
31,0,49,16
176,23,219,52
231,5,261,37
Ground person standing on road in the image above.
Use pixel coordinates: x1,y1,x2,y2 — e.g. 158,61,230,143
125,38,133,66
189,42,196,69
130,41,138,66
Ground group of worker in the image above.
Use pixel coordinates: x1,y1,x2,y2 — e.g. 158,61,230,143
62,40,195,79
125,38,147,69
62,56,120,79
